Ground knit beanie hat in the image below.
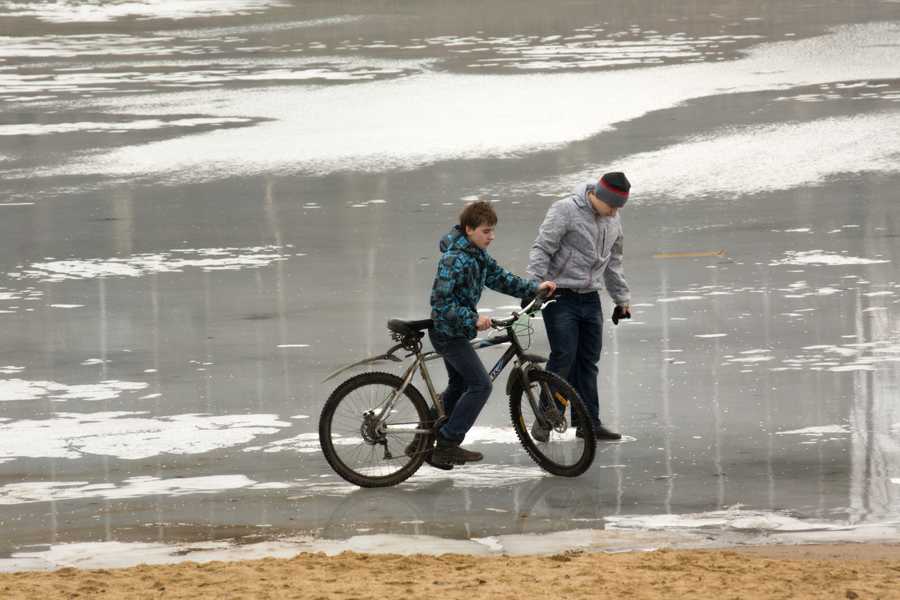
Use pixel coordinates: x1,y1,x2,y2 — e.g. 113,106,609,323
593,172,630,208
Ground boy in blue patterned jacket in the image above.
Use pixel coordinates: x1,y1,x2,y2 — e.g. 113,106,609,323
428,200,555,466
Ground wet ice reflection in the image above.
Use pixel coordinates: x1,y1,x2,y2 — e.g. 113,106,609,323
1,0,900,564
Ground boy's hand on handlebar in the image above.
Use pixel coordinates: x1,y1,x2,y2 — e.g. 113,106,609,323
476,315,493,331
523,281,557,308
537,281,556,296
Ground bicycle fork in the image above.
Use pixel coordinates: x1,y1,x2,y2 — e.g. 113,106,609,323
514,362,569,434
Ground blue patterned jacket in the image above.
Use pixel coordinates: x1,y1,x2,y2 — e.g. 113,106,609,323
431,225,538,339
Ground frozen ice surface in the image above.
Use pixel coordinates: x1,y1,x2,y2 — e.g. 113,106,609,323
2,0,900,571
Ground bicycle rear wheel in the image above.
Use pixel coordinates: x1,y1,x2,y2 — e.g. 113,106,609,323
509,368,596,477
319,372,431,488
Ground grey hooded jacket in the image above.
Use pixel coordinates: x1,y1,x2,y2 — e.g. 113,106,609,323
527,179,631,306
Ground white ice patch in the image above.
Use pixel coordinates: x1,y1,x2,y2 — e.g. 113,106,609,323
254,425,523,456
605,509,853,534
0,475,258,505
463,425,524,445
785,342,900,372
247,432,320,454
0,378,147,402
0,0,290,23
615,113,900,202
770,250,890,267
776,425,852,436
12,245,290,282
0,118,253,137
14,22,900,189
0,412,290,461
656,296,704,303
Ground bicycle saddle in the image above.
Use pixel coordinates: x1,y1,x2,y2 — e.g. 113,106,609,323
387,318,434,336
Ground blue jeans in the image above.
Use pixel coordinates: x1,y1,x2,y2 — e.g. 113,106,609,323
542,289,604,428
428,328,493,441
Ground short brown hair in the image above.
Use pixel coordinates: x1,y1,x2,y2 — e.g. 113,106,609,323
459,200,498,232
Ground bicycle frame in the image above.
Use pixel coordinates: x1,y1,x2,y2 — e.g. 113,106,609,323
368,317,545,436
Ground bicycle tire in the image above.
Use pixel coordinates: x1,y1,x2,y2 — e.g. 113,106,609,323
319,372,431,488
509,368,596,477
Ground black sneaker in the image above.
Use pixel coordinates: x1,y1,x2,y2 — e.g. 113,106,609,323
405,438,453,471
431,440,483,465
432,425,483,465
576,424,622,441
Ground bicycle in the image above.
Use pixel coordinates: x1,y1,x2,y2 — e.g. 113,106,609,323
318,290,597,488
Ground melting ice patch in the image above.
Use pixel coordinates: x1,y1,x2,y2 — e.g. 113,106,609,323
14,22,900,187
0,59,415,99
0,118,253,137
605,509,857,534
776,425,852,436
11,245,291,283
0,378,147,402
0,0,290,23
255,425,523,455
771,250,890,267
0,475,260,505
598,113,900,202
0,412,290,461
411,28,762,71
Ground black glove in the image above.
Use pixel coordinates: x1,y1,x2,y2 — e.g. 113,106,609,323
612,306,631,325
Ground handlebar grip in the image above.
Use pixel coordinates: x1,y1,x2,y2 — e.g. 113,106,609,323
536,287,551,301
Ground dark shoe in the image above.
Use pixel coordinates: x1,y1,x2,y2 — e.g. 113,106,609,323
405,438,453,471
576,424,622,441
531,420,551,443
432,427,483,465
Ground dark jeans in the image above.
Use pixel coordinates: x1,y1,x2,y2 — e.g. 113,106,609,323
428,328,493,441
542,289,603,428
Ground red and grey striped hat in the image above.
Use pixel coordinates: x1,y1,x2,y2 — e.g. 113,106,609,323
593,172,631,208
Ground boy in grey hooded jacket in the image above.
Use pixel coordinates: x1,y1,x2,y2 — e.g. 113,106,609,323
527,172,632,440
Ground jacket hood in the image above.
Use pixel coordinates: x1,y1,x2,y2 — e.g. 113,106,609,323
571,180,599,214
439,225,480,255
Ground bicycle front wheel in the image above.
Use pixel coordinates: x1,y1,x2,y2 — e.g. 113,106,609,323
510,368,596,477
319,372,431,488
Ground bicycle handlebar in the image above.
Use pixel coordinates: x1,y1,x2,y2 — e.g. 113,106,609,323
490,287,553,329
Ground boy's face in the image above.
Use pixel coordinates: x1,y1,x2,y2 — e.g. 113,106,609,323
465,224,495,249
589,192,619,218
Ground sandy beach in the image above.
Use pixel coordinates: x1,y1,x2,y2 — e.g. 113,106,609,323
3,544,900,599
